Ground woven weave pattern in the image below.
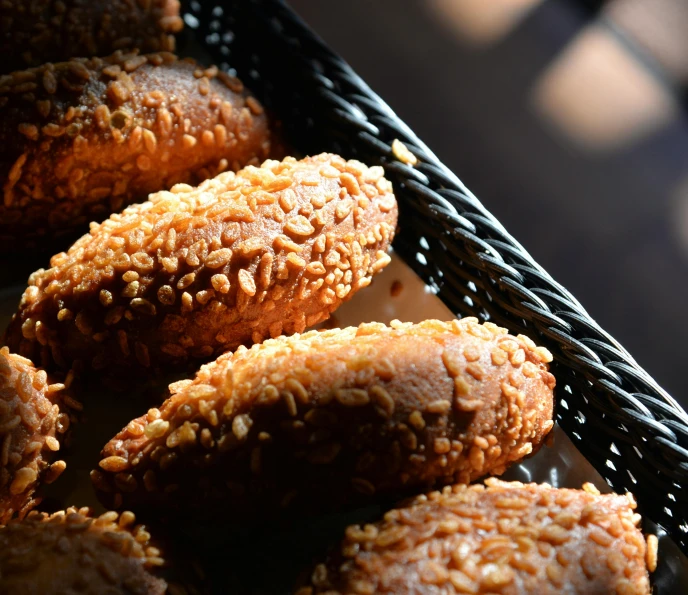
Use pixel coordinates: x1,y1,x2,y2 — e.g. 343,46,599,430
182,0,688,553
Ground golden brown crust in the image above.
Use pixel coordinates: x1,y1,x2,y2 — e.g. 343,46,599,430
300,480,653,595
0,51,277,252
0,0,183,73
4,154,397,379
91,319,554,518
0,347,75,523
0,507,166,594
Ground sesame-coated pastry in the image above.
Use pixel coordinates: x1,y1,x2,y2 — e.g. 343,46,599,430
0,347,76,523
91,319,555,518
0,51,278,252
298,479,656,595
4,154,397,379
0,507,166,594
0,0,183,74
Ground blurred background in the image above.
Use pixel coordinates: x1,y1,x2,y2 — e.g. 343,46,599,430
289,0,688,407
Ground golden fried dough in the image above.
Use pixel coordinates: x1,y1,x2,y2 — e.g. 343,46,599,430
0,507,166,595
0,51,277,251
0,0,183,73
5,154,397,379
299,479,655,595
0,347,76,523
92,319,554,518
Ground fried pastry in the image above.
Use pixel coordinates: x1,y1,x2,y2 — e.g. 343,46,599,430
5,154,397,378
298,479,655,595
0,0,183,73
92,319,554,518
0,51,276,251
0,507,166,594
0,347,74,523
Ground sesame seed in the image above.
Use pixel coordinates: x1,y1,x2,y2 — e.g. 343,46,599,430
205,248,232,268
232,414,252,440
142,129,157,153
582,482,601,495
237,269,257,297
9,467,37,495
283,391,298,417
157,285,175,305
99,456,130,473
442,350,462,377
391,139,418,165
499,339,518,354
335,388,370,407
130,298,156,316
198,76,210,96
535,346,554,363
465,363,485,380
286,253,307,269
144,419,169,439
45,436,60,451
285,215,315,237
434,438,451,454
209,274,230,294
426,399,451,414
510,349,526,366
279,189,297,212
246,96,264,115
646,535,658,572
371,251,391,273
45,460,67,484
463,344,482,362
409,411,425,430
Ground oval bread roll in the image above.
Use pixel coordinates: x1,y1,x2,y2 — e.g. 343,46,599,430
0,507,166,594
4,154,397,380
299,479,655,595
0,0,183,74
0,51,277,252
0,347,74,523
91,319,554,518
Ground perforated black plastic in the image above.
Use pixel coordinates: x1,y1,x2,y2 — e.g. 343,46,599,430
179,0,688,554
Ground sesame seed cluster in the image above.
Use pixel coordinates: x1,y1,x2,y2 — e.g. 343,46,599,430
5,154,398,379
0,0,183,74
0,346,76,523
0,50,278,252
299,479,655,595
92,318,555,516
0,507,166,594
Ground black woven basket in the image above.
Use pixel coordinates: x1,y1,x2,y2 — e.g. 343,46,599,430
177,0,688,557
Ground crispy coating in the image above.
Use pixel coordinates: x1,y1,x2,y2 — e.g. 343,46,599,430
0,0,183,74
5,154,397,378
92,319,554,518
299,479,654,595
0,347,74,523
0,507,166,594
0,51,278,252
